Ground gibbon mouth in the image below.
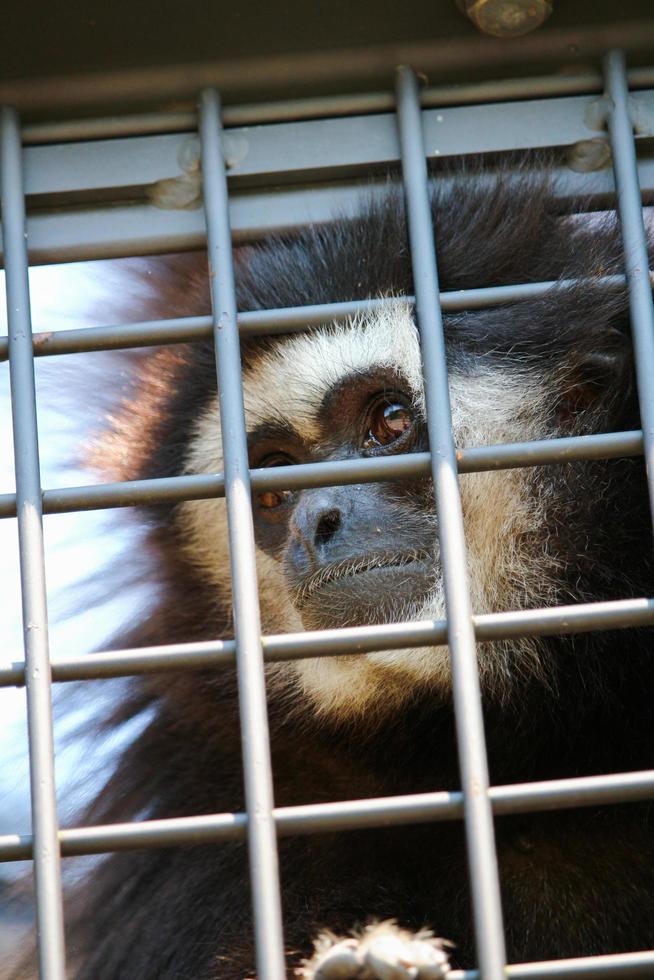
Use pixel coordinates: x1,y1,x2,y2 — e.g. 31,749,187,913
293,550,433,610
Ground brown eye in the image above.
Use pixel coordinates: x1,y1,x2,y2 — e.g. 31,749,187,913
363,398,414,449
256,453,294,509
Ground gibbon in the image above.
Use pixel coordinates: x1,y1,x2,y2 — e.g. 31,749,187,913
11,168,654,979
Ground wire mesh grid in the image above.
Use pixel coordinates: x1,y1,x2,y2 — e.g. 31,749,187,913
2,45,654,980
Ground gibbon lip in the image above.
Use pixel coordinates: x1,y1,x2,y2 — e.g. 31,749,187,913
293,549,433,609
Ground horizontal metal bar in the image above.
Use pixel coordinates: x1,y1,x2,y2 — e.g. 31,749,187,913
0,430,643,520
1,769,653,863
1,274,641,360
23,111,201,146
3,595,652,688
455,429,644,471
472,950,654,980
20,68,654,146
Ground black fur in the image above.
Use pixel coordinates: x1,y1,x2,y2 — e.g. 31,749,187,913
11,169,654,979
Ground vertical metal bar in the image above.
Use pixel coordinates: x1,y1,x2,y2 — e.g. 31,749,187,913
1,106,66,979
198,88,286,980
603,50,654,528
395,68,507,979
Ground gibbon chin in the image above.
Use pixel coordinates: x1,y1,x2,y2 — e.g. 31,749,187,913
10,169,654,980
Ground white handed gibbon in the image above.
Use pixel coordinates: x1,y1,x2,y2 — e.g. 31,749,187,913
10,168,654,979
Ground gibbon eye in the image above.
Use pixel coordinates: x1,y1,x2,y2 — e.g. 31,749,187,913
256,453,294,509
363,396,414,449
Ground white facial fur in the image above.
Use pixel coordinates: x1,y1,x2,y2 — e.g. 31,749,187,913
180,301,557,719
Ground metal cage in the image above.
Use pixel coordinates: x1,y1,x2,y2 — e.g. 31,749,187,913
2,20,654,980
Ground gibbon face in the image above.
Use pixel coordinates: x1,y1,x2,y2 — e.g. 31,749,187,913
94,176,644,723
178,293,635,718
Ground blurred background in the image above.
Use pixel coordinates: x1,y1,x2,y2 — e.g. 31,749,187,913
0,262,151,955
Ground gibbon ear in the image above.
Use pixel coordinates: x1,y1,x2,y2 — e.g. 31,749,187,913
556,327,633,426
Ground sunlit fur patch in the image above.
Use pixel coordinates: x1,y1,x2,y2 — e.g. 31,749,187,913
179,300,559,719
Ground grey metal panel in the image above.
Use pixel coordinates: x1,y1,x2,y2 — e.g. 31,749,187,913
24,132,187,195
6,184,370,264
3,156,654,266
19,93,654,199
1,106,67,979
21,202,208,264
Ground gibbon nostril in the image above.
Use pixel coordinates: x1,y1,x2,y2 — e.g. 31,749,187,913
314,509,342,547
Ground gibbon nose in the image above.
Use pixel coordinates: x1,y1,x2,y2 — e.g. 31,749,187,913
289,491,347,566
314,508,342,546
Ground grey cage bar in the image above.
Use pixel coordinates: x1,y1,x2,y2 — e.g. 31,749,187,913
3,42,654,980
1,107,66,980
198,88,286,980
395,66,505,979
